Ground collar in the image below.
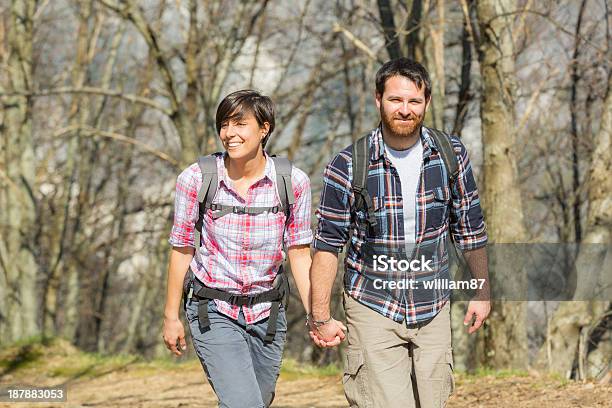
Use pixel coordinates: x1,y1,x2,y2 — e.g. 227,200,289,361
218,150,274,189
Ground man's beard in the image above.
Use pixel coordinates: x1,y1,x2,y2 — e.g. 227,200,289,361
380,106,424,139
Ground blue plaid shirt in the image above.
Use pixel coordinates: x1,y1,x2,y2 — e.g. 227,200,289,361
313,126,487,324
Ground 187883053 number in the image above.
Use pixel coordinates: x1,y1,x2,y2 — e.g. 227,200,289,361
0,386,66,402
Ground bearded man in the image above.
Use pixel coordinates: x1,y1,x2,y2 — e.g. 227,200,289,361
308,58,490,408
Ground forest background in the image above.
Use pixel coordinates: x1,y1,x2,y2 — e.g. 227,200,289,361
0,0,610,384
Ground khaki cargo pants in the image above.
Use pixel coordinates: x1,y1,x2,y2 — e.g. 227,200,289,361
342,292,454,408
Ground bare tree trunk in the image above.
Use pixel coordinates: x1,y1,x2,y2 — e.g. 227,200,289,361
0,0,39,345
536,72,612,378
452,0,474,136
450,5,477,365
57,0,95,343
121,265,151,353
377,0,401,60
426,0,446,130
338,16,357,139
404,0,424,60
570,0,588,244
476,0,529,369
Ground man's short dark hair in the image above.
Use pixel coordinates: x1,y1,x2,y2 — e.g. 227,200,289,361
215,89,275,148
375,58,431,100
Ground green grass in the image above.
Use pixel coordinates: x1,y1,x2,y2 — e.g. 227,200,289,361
280,358,341,380
4,337,574,387
0,335,57,373
0,336,195,380
548,371,571,387
46,353,140,378
472,367,530,378
0,337,340,382
0,334,56,349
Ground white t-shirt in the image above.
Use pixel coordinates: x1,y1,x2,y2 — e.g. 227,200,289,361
385,140,423,244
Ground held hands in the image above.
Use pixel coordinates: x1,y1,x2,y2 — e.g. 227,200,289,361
463,298,491,334
307,316,347,348
162,317,187,356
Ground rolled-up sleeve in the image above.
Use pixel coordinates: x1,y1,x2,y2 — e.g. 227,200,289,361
449,137,487,250
284,166,314,247
313,151,353,252
168,164,200,248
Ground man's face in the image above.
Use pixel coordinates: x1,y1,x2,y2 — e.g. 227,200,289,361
376,75,430,138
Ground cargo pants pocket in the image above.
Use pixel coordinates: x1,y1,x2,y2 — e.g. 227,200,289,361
342,348,373,408
441,350,455,402
415,349,455,408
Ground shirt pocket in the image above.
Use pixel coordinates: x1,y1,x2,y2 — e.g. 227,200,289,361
244,210,285,256
424,186,450,232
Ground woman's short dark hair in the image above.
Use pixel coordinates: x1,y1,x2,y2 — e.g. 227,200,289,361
215,89,275,148
375,58,431,100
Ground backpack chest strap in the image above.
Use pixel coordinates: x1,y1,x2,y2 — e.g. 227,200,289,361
206,203,281,220
194,154,295,248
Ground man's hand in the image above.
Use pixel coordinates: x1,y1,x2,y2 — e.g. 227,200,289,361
162,317,187,356
308,318,347,348
463,299,490,334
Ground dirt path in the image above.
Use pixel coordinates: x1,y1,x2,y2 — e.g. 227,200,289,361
1,361,610,408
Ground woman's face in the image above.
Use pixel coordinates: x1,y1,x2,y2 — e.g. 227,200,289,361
219,110,269,160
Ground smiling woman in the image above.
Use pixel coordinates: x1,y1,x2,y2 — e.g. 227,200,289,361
216,91,275,197
217,91,275,145
162,89,314,408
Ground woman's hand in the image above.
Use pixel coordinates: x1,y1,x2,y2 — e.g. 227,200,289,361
162,317,187,356
308,317,347,348
162,247,194,356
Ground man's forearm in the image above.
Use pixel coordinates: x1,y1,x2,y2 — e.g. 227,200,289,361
463,246,489,299
310,249,340,320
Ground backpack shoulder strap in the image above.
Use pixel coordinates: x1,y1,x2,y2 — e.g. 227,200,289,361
197,155,219,205
271,156,294,221
351,134,377,231
427,127,460,187
351,135,369,198
195,154,219,248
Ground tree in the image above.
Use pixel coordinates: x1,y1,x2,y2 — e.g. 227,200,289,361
537,71,611,379
475,0,529,369
0,0,39,345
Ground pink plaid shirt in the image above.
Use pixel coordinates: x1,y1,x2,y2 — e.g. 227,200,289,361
169,152,313,324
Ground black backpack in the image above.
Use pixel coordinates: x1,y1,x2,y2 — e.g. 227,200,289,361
350,127,459,233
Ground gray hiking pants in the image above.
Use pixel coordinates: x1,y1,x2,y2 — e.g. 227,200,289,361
185,297,286,408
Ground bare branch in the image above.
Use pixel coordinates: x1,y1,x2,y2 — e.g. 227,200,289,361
0,168,28,205
96,0,181,112
0,86,173,116
53,125,179,167
517,67,560,132
491,8,609,58
458,0,477,46
333,22,383,63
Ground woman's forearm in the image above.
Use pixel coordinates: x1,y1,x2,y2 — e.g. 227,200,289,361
164,246,195,320
287,245,312,314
